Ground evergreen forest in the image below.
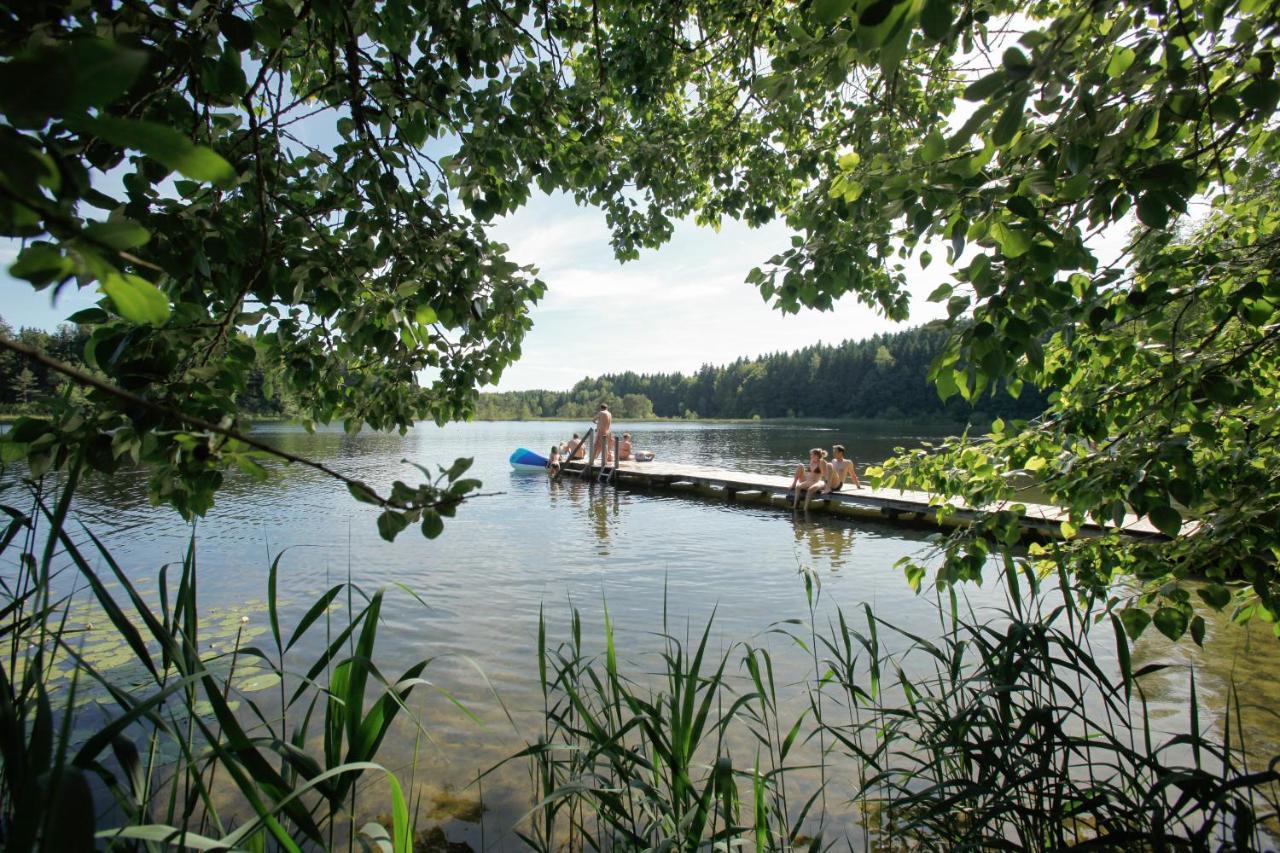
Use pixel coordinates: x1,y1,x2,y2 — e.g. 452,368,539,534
475,324,1049,422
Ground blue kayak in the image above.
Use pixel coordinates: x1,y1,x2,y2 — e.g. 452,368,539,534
509,447,550,472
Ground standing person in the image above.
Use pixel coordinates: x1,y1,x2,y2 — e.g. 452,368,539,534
826,444,862,492
590,403,613,467
546,445,562,476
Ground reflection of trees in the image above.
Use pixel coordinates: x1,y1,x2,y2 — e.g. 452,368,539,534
1129,602,1280,765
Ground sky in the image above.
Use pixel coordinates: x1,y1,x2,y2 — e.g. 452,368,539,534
461,193,949,390
1,190,953,392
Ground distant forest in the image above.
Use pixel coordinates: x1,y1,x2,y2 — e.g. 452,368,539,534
476,325,1050,423
3,318,1046,425
0,315,285,416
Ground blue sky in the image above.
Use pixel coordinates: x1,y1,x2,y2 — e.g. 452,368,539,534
2,191,952,391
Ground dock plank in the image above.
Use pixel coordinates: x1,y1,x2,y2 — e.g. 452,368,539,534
559,459,1168,539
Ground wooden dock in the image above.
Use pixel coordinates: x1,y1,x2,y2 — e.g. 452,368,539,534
560,458,1168,540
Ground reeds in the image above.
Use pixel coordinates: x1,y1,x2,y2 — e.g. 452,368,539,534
518,561,1280,850
0,463,435,850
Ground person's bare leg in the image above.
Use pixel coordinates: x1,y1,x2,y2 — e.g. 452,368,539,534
804,480,824,510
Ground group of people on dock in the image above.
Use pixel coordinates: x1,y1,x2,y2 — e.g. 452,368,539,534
788,444,862,510
546,404,650,476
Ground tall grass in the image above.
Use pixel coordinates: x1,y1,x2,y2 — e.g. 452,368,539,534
517,562,1280,850
0,462,439,850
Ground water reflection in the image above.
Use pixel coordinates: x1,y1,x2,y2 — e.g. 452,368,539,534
546,478,622,554
792,516,860,572
1131,593,1280,766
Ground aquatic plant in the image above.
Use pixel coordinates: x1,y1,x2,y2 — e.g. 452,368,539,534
516,568,1280,850
0,464,446,850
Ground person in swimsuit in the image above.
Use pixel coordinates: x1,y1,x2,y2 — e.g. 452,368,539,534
824,444,862,492
564,433,586,459
790,448,829,510
618,432,633,461
547,445,562,476
590,403,613,466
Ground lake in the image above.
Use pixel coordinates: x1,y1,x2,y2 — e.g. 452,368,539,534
4,419,1277,847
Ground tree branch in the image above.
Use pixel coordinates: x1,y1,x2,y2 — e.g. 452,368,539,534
0,334,499,512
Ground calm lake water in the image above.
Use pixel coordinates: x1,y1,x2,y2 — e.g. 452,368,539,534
3,419,1277,847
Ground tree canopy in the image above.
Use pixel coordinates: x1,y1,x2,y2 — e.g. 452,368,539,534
2,0,1278,633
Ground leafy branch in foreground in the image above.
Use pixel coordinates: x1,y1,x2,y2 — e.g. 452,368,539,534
0,335,489,540
547,0,1280,634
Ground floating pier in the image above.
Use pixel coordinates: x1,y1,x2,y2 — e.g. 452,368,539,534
560,457,1167,540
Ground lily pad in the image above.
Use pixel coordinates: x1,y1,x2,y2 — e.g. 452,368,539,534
236,671,281,693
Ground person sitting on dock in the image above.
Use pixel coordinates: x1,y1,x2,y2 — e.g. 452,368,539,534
564,433,586,460
547,445,562,476
619,433,655,462
790,448,830,510
590,403,613,466
825,444,862,492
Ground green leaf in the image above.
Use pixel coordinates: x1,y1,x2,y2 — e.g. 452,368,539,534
920,129,946,162
84,218,150,250
100,272,170,325
1118,607,1150,640
444,456,474,481
964,70,1009,102
859,0,896,27
1106,46,1136,77
234,455,269,480
1189,614,1206,646
1241,79,1280,114
1002,47,1032,76
919,0,953,41
69,115,235,184
990,220,1033,257
992,94,1026,146
420,508,443,539
0,39,147,125
1148,504,1182,537
1153,606,1189,641
415,304,438,324
933,368,958,401
347,481,382,505
377,510,409,542
1136,193,1169,229
812,0,852,25
9,244,73,287
1198,583,1231,610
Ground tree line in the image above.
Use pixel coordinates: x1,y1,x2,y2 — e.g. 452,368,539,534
475,324,1049,422
0,315,286,417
